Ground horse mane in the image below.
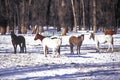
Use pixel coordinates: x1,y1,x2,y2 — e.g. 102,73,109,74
34,33,45,41
90,33,95,40
11,31,17,38
78,34,84,41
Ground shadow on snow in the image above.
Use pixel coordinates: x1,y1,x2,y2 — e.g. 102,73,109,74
0,62,120,79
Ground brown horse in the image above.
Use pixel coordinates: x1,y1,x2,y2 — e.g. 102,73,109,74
11,31,26,53
104,29,116,35
69,34,84,54
34,34,62,57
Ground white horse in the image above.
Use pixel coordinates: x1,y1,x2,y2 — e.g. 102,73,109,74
34,34,62,57
89,33,114,52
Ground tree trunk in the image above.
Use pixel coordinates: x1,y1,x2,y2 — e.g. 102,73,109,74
61,24,66,36
32,25,37,34
71,0,77,32
20,1,27,34
0,26,6,35
6,26,10,33
59,0,66,36
93,0,97,33
81,0,86,29
39,26,44,33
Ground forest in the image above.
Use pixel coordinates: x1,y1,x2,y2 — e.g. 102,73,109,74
0,0,120,34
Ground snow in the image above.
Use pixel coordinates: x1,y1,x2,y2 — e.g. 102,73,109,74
0,29,120,80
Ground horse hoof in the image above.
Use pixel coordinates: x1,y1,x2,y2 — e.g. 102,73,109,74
96,50,99,52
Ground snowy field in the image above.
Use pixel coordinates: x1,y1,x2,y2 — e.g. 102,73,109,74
0,29,120,80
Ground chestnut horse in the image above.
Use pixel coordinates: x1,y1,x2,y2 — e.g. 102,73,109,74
11,31,26,53
34,34,62,57
69,34,84,54
89,33,114,52
104,29,116,35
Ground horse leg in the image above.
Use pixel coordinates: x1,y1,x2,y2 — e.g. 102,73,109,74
56,47,60,57
21,43,24,53
52,48,56,57
77,46,79,54
78,43,82,54
24,41,26,53
43,46,47,57
19,44,22,53
111,38,114,52
107,43,113,52
46,47,49,54
96,42,100,52
21,43,25,53
13,45,17,53
70,43,74,54
53,47,60,57
45,46,48,54
58,47,60,55
24,45,26,53
111,44,114,52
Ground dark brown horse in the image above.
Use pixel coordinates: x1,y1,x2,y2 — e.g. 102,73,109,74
69,34,84,54
11,31,26,53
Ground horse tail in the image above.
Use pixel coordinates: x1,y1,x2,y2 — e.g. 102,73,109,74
58,46,60,55
58,37,62,55
24,40,26,53
111,36,114,45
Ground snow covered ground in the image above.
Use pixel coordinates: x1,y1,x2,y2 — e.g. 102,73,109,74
0,30,120,80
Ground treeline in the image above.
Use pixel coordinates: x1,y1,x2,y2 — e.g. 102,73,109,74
0,0,119,34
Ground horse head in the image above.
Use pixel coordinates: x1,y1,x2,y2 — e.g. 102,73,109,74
34,33,45,41
78,34,84,41
10,31,17,38
81,34,84,41
89,33,95,40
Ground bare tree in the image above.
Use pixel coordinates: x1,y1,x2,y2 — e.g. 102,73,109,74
71,0,77,32
0,0,119,34
81,0,85,29
59,0,66,36
93,0,97,33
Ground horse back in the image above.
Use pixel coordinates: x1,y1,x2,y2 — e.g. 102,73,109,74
95,35,113,44
17,36,25,43
69,36,80,45
42,38,61,48
104,29,116,35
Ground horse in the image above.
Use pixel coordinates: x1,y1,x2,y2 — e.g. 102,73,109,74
89,32,114,52
69,34,84,54
104,29,116,35
34,33,62,57
11,31,26,53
